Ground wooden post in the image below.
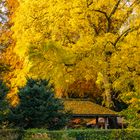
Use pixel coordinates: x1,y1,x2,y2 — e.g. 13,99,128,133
122,117,124,129
105,117,108,129
95,116,99,128
114,116,118,129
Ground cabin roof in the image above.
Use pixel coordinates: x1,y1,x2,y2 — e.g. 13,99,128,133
63,99,117,117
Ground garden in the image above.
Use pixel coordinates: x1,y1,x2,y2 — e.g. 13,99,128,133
0,0,140,139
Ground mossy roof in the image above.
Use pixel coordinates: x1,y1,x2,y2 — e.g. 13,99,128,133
63,99,116,116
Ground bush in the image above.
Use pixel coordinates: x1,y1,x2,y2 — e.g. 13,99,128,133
8,78,70,129
22,129,140,140
0,129,24,140
0,80,9,128
0,129,140,140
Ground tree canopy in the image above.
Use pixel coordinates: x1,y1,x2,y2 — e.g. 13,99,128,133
1,0,140,127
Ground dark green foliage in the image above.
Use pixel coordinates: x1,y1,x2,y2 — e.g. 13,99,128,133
0,80,9,101
0,129,24,140
9,78,70,129
0,80,9,128
0,129,140,140
20,129,140,140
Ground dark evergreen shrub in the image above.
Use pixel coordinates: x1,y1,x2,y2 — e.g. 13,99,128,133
9,78,70,129
0,80,9,128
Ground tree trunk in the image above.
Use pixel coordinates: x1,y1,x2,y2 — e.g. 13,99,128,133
103,74,112,108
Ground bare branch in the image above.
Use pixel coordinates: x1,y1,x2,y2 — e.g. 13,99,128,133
109,0,122,19
92,23,99,35
114,28,131,47
113,26,140,47
87,15,99,35
93,9,111,33
94,9,108,19
86,0,93,8
130,0,140,8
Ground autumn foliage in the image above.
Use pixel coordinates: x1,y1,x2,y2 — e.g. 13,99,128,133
1,0,140,127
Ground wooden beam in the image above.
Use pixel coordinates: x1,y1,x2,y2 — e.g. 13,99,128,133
72,114,119,118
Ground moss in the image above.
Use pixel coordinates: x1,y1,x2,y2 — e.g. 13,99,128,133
64,99,116,115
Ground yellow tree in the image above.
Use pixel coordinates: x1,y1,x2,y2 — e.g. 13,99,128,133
10,0,140,112
0,0,8,76
11,0,99,98
1,0,29,106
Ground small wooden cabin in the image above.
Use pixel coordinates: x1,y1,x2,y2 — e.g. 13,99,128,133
63,99,123,129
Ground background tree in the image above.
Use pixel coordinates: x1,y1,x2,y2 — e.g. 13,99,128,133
0,0,9,76
1,0,27,106
9,78,70,129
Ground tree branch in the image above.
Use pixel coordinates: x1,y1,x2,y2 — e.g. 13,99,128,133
87,15,99,35
113,26,140,47
93,9,111,33
130,0,140,8
113,28,131,47
106,0,122,32
92,23,99,35
86,0,93,8
109,0,122,19
94,9,108,19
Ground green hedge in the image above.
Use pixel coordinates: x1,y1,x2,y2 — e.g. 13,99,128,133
23,129,140,140
0,129,140,140
0,129,24,140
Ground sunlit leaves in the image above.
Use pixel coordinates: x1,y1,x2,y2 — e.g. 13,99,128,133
4,0,140,116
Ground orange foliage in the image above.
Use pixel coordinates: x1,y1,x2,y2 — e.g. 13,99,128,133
67,79,101,98
3,46,25,106
6,0,19,19
1,0,23,106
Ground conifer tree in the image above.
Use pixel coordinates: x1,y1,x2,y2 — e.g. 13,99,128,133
9,78,70,129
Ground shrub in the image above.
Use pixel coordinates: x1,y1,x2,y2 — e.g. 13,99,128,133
8,78,70,129
0,129,140,140
0,129,24,140
23,129,140,140
0,80,9,128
